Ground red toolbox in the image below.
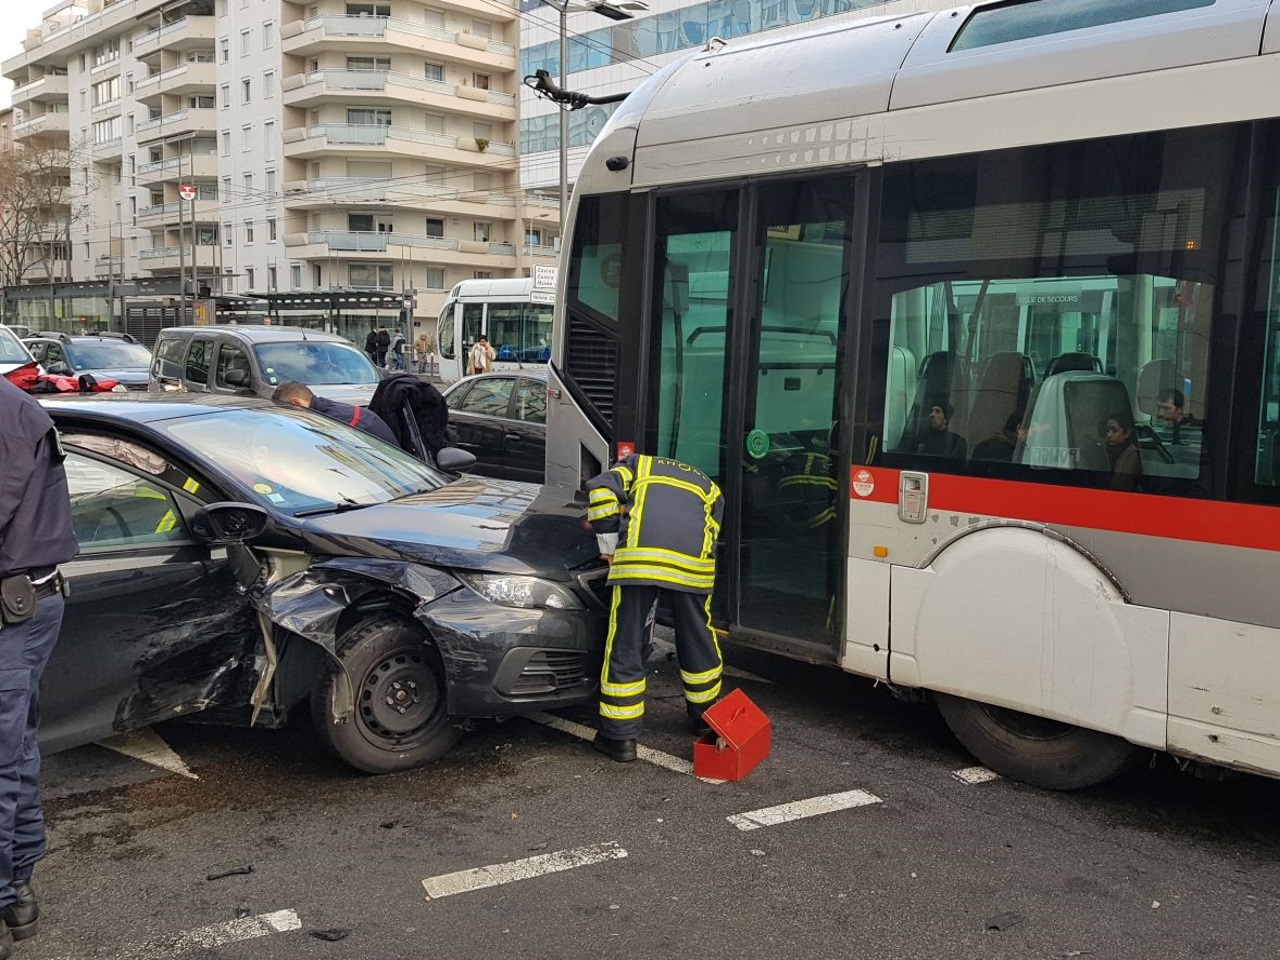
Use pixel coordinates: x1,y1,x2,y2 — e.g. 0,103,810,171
692,688,771,781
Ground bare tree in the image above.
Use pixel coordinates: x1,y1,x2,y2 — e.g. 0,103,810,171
0,138,94,291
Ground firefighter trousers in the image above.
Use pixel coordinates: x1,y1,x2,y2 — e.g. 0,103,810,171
598,585,722,741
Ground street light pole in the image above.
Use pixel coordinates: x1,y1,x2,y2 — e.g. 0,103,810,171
558,1,569,232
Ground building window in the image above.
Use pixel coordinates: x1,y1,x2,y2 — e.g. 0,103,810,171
221,176,232,201
266,169,277,195
347,108,392,127
268,266,277,291
246,267,255,290
268,219,277,241
474,222,491,243
91,116,122,144
245,221,254,244
426,218,444,238
424,62,444,82
291,264,302,289
423,7,445,29
425,266,445,289
350,263,394,289
243,172,253,194
220,83,230,109
240,29,250,55
241,78,251,103
264,70,275,98
223,222,233,246
424,113,445,134
263,21,275,49
347,56,390,71
474,271,493,280
472,73,490,90
92,77,120,106
264,121,276,160
241,123,252,151
220,38,229,62
347,3,391,16
220,130,230,155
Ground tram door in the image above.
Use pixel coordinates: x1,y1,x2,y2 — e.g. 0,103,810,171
647,179,851,650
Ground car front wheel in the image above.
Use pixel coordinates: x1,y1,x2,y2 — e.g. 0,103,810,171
312,615,460,774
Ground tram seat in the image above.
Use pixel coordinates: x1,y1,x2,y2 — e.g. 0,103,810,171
1016,371,1133,473
966,351,1034,451
497,345,516,361
905,351,971,448
1044,352,1102,378
1136,358,1177,418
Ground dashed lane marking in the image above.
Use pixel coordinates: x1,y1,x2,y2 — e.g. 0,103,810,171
527,712,726,784
104,909,302,960
423,842,627,900
96,727,199,780
952,766,1001,785
726,790,883,831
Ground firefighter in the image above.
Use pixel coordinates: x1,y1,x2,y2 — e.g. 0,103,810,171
0,377,78,956
586,454,725,762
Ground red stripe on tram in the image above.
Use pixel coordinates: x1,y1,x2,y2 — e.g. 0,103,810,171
849,466,1277,553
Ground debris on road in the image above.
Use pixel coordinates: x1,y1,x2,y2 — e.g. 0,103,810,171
206,865,254,881
985,912,1026,931
310,928,352,941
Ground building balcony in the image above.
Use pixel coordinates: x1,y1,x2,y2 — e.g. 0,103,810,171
13,111,70,140
137,201,183,226
10,74,68,106
136,108,218,144
90,137,123,160
285,230,518,269
94,254,124,277
138,244,219,273
132,16,217,59
282,15,516,70
136,153,218,186
134,62,216,104
282,68,515,122
284,124,516,170
283,177,521,221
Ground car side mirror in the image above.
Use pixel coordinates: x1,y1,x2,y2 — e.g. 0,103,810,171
191,502,269,543
223,368,249,387
436,446,476,474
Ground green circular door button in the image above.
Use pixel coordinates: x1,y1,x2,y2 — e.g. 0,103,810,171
746,428,770,459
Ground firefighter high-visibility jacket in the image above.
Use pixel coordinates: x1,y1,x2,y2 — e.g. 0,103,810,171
586,454,723,594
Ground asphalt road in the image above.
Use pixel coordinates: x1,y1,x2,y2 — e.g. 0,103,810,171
20,639,1280,960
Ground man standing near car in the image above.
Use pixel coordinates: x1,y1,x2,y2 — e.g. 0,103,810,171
586,454,725,762
0,377,78,957
272,381,399,446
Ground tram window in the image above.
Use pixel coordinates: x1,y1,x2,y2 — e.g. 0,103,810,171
461,303,483,346
567,193,627,329
950,0,1215,53
872,129,1231,496
437,305,455,359
1254,189,1280,488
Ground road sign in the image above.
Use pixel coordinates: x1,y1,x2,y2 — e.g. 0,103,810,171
179,183,197,201
533,264,558,291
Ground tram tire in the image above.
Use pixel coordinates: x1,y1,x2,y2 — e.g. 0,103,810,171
935,693,1140,791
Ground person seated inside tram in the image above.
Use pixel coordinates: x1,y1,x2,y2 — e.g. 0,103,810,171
1104,409,1142,492
971,411,1024,463
1155,388,1195,444
913,397,967,460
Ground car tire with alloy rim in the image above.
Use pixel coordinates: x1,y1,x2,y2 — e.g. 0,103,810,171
935,693,1140,791
312,615,459,774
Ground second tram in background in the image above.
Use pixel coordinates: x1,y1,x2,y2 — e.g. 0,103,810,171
435,277,556,382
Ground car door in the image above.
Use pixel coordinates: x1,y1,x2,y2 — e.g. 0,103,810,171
210,339,254,395
447,375,518,478
40,444,259,753
182,335,215,393
507,376,547,482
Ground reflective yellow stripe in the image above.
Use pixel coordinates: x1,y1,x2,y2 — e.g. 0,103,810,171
589,488,616,503
182,477,201,494
155,512,178,533
686,682,722,704
588,504,620,521
608,565,714,589
600,701,645,720
618,547,715,570
599,587,623,688
601,678,646,697
681,665,721,686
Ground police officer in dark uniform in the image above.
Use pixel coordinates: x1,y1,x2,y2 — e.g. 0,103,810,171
586,454,725,762
0,377,77,957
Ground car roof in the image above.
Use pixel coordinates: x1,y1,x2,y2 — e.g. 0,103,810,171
157,325,354,344
41,392,277,425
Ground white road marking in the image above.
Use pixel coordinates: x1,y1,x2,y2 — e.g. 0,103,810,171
952,766,1001,785
527,713,725,784
422,842,627,900
726,789,882,831
96,728,199,780
110,909,301,960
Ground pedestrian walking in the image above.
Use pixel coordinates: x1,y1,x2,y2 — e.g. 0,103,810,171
375,328,391,368
414,333,431,374
364,326,379,365
585,454,725,762
390,330,406,372
0,377,78,957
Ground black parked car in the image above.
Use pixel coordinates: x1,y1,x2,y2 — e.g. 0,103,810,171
24,331,152,390
43,394,607,773
149,325,382,404
442,371,547,483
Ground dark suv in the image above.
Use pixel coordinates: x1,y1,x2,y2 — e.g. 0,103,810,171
23,331,152,391
149,325,382,403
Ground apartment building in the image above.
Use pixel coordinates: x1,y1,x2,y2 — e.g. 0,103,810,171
518,0,964,195
3,0,544,328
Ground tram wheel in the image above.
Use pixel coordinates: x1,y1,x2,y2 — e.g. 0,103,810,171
935,693,1141,790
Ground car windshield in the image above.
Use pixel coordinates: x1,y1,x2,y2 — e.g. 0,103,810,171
68,341,152,369
253,341,379,386
161,406,449,515
0,328,30,363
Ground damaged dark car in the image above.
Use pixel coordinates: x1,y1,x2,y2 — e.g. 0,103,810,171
41,395,608,773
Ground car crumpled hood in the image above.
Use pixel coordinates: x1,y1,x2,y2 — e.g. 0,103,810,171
310,383,378,405
298,476,597,578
